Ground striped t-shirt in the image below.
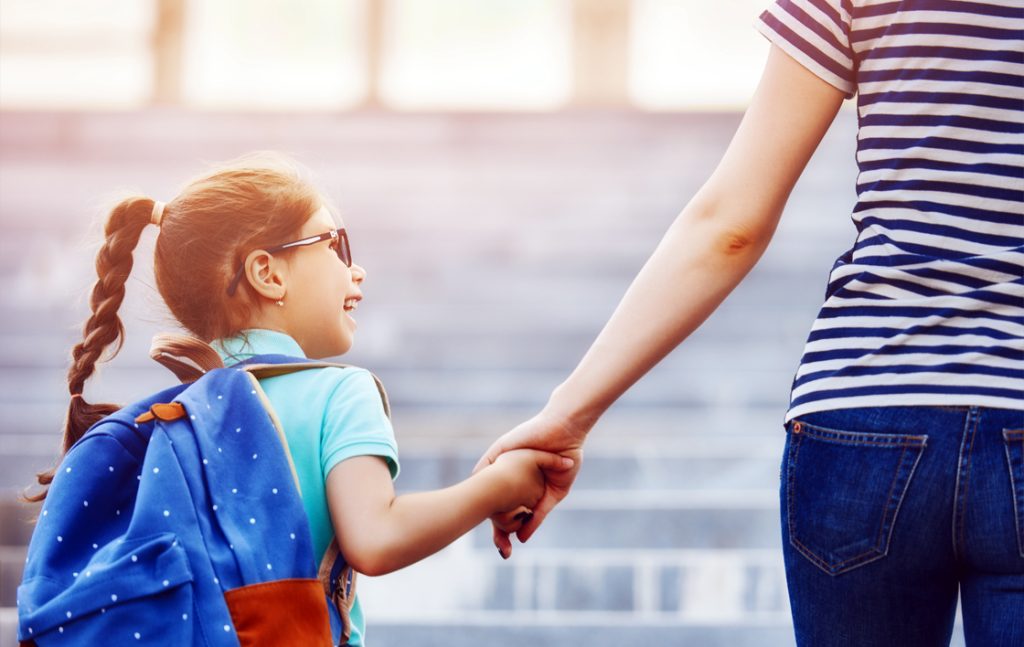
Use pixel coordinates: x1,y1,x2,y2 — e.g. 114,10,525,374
756,0,1023,421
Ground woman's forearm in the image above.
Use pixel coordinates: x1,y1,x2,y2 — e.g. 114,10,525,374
482,47,845,551
544,47,845,436
547,192,778,432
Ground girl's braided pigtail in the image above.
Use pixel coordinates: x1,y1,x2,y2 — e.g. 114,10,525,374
26,196,156,502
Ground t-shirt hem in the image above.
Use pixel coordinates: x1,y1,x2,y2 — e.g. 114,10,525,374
785,393,1024,423
324,442,400,480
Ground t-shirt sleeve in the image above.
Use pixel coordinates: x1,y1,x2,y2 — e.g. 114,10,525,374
321,368,400,480
755,0,856,98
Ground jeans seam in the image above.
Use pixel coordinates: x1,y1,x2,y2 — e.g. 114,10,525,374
1002,428,1024,558
798,423,927,448
961,412,980,555
881,439,926,568
790,536,884,574
786,430,802,569
874,443,908,550
952,408,979,560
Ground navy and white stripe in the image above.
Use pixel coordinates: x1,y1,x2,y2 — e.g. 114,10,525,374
757,0,1023,421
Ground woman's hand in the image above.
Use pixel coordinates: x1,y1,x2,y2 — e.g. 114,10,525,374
485,448,575,515
474,409,588,558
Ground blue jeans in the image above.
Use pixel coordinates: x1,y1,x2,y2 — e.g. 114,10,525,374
781,406,1024,646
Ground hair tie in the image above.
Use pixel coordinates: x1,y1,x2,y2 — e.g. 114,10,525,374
151,201,166,227
70,393,84,401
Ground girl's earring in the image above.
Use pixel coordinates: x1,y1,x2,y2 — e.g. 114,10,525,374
276,299,284,307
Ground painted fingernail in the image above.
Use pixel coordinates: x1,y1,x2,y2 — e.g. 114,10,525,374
513,511,530,522
497,547,507,560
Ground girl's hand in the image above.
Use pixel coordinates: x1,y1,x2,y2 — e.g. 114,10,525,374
486,448,575,517
474,409,588,558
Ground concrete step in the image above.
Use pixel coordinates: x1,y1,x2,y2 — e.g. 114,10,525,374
363,619,966,647
2,435,787,606
2,409,789,491
0,335,809,400
355,544,794,615
0,608,971,647
367,619,798,647
0,547,25,617
1,607,17,647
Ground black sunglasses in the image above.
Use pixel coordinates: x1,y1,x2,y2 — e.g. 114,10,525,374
226,228,351,296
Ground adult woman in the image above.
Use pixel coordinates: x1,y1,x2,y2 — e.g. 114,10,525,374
477,1,1023,644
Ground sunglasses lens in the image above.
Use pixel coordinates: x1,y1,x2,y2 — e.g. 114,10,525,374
338,233,352,266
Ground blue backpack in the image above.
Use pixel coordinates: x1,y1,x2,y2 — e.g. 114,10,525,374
17,356,384,646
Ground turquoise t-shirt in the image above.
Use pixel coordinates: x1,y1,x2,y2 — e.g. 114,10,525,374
214,329,399,646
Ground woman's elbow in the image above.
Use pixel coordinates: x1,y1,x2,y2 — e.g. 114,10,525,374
715,225,768,257
677,191,778,258
678,210,774,260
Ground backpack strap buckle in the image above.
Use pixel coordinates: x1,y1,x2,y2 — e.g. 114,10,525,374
135,402,187,424
318,541,356,645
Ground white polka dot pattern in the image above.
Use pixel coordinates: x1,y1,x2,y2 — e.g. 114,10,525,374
16,361,334,644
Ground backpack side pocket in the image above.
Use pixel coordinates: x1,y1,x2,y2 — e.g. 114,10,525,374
18,533,194,645
224,578,332,647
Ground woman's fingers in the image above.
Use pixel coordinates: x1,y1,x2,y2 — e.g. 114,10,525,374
516,490,556,543
524,449,575,471
517,447,582,542
478,413,588,558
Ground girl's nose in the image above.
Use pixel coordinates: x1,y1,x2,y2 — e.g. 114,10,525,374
351,263,367,284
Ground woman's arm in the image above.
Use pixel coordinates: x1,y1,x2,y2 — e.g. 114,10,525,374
550,46,846,432
478,45,847,553
326,450,572,575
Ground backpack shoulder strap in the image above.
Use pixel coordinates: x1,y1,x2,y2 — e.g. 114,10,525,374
239,358,387,646
242,361,391,419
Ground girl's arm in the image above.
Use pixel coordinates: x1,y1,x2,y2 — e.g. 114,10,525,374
477,45,847,553
326,449,572,575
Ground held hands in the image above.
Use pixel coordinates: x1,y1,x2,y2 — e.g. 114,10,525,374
483,448,575,540
474,409,588,559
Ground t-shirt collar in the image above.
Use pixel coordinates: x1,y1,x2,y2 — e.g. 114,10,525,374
213,329,307,364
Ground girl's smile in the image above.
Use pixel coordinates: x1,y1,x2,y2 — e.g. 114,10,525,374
252,205,367,359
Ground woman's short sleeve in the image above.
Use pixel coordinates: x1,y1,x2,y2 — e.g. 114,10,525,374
756,0,856,98
321,368,400,479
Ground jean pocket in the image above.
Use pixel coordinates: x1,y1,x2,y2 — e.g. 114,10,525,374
785,419,927,576
1002,429,1024,558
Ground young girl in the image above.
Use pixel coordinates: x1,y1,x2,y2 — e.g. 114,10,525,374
33,153,572,645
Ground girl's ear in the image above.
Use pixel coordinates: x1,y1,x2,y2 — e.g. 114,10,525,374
243,249,287,301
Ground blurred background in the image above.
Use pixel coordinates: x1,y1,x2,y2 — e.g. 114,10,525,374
0,1,947,646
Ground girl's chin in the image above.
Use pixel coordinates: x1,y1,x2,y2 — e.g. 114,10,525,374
336,332,355,356
311,330,353,359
